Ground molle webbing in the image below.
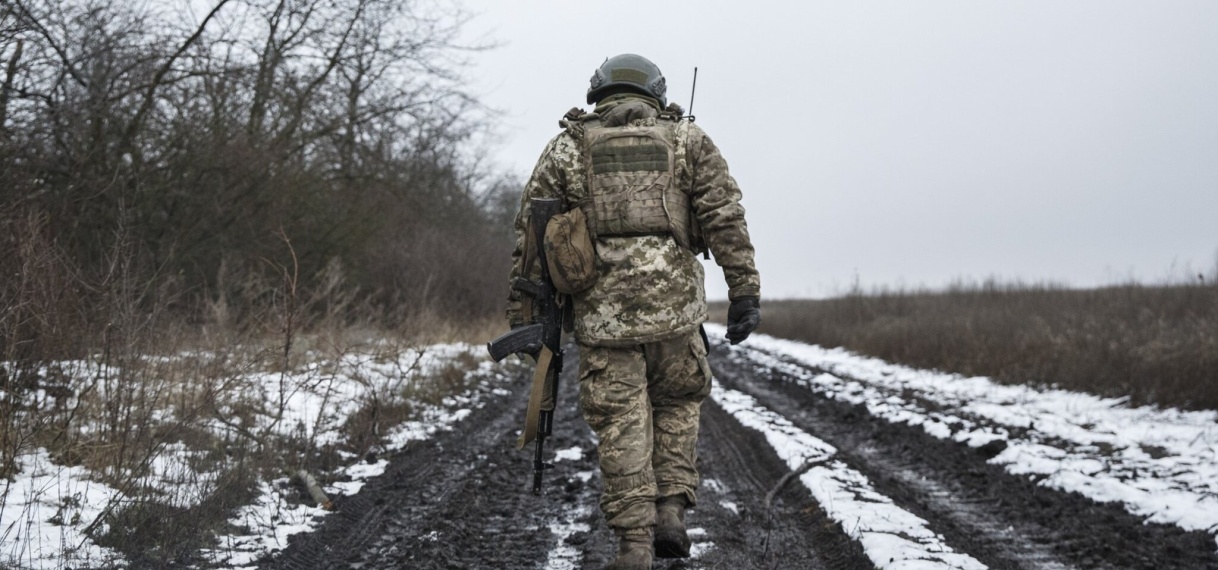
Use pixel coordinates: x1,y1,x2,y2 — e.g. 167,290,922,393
592,142,669,175
584,125,690,245
592,175,673,237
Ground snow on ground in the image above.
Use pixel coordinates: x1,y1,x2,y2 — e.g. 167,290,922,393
712,381,987,570
1,435,243,569
687,526,714,559
1,342,510,569
712,324,1218,547
544,504,591,570
552,446,585,463
0,449,126,569
221,342,484,448
202,348,513,568
202,479,329,569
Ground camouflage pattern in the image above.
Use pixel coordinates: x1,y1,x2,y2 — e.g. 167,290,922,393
543,207,598,294
505,91,759,533
575,234,706,345
506,94,761,343
578,329,712,530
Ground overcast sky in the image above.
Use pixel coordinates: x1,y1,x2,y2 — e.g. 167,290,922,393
460,1,1218,299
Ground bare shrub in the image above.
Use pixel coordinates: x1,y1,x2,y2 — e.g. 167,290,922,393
1,230,498,566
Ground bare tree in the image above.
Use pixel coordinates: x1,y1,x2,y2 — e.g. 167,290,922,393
2,0,511,355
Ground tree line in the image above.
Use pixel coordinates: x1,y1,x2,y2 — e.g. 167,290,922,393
0,0,517,363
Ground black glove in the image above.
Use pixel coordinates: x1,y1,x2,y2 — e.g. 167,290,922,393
725,297,761,345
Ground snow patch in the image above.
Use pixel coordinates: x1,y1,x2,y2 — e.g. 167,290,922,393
553,446,585,462
686,527,714,559
200,479,328,569
712,382,987,570
717,325,1218,539
0,449,125,569
544,505,591,570
701,478,727,495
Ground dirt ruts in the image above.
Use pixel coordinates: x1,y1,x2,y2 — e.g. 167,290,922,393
261,343,1218,569
709,345,1218,570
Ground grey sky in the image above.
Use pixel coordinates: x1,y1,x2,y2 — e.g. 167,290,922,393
461,1,1218,299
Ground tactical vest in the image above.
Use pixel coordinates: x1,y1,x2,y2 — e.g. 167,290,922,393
575,117,704,254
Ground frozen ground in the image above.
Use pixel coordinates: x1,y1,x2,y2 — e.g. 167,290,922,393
202,344,515,568
6,327,1216,568
712,381,986,569
710,324,1218,550
1,342,507,569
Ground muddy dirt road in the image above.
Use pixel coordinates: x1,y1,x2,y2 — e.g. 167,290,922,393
262,342,1218,569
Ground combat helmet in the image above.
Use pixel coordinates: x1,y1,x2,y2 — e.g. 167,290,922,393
587,54,667,107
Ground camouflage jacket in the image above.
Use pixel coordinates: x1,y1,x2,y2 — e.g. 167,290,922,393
507,94,760,347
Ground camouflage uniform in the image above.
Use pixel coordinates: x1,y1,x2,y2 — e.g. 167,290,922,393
507,93,760,531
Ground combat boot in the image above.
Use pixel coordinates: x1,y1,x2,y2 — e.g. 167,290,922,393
654,495,691,558
606,527,653,570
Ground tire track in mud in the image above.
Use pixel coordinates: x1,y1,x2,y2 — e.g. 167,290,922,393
563,392,873,570
262,359,560,569
710,346,1218,570
263,346,881,569
572,358,874,570
261,339,1218,569
562,352,874,570
688,401,871,569
264,351,620,569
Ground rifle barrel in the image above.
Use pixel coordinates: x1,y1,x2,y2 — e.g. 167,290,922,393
532,433,547,494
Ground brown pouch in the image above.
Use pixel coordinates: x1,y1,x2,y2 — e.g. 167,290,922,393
544,207,598,294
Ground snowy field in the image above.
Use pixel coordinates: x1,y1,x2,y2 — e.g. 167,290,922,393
1,342,510,569
710,324,1218,551
7,325,1215,568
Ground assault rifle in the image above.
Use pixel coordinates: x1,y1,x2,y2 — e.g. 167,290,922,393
487,197,565,495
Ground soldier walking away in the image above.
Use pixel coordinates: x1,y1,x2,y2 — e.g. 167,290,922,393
506,53,761,570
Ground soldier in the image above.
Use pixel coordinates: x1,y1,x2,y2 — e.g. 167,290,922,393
506,53,761,570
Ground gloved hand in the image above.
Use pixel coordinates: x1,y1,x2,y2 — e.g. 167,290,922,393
725,297,761,345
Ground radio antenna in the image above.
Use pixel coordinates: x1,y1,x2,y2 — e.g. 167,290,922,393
687,67,698,121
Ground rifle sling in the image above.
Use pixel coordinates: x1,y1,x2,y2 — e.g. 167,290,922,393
516,345,553,450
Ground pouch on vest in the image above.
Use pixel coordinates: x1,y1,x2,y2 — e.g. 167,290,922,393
544,207,598,294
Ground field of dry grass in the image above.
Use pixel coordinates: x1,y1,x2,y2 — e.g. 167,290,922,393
719,280,1218,411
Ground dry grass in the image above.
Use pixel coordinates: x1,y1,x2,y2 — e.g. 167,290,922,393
0,216,505,566
728,279,1218,411
3,329,494,564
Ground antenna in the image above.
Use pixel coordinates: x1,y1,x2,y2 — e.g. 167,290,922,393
687,67,698,121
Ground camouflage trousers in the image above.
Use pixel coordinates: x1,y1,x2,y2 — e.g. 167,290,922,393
577,327,713,531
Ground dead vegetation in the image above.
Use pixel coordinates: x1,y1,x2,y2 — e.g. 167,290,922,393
0,222,500,565
0,0,517,565
743,277,1218,411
